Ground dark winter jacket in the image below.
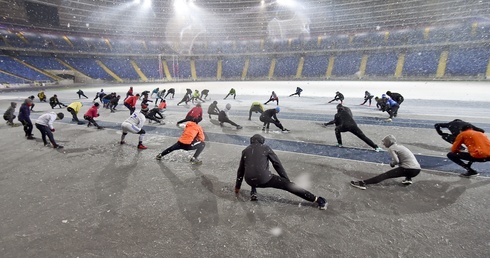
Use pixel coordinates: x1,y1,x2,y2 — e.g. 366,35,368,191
386,92,404,104
208,102,220,114
261,109,280,122
435,119,485,136
4,102,16,120
235,134,289,189
325,105,355,128
18,100,31,122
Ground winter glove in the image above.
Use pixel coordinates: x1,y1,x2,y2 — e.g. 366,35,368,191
234,187,240,194
51,128,55,132
390,162,396,168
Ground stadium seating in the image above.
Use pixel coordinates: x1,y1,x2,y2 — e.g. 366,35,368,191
302,55,329,78
221,57,244,79
247,57,271,78
195,59,217,79
100,58,139,80
403,50,441,77
17,55,66,70
62,57,112,80
365,52,398,76
0,55,52,81
275,56,299,78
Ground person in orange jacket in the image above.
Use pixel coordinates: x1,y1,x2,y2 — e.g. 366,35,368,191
124,93,140,115
156,117,205,164
447,125,490,177
83,103,103,129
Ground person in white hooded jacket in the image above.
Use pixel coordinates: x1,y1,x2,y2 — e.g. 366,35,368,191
350,135,421,189
218,103,242,129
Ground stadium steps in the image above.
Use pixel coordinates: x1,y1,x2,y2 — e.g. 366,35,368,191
55,58,93,80
62,36,74,48
241,57,250,80
295,56,304,79
217,59,222,80
95,60,123,82
268,57,276,79
11,57,63,81
0,69,33,82
161,59,172,80
129,59,148,82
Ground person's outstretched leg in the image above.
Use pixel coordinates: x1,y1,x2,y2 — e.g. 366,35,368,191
350,126,379,150
258,175,327,209
335,127,343,146
156,142,183,159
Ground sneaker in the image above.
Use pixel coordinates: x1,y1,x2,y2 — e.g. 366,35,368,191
190,157,202,165
176,123,180,127
54,145,64,149
27,136,35,140
77,122,85,125
350,181,366,190
460,170,479,178
316,196,327,210
87,123,91,127
250,193,258,201
44,143,51,147
401,179,413,185
336,143,343,148
282,128,290,132
262,127,265,131
386,118,393,122
374,147,382,152
236,125,243,129
137,144,147,150
248,118,251,121
97,126,104,130
120,141,126,145
156,154,163,160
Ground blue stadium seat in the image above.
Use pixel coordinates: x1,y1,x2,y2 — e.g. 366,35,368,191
302,55,329,78
195,59,217,79
221,57,244,79
100,58,139,80
446,48,490,77
133,58,161,80
275,56,298,78
0,56,52,81
63,57,112,80
17,56,66,70
403,50,440,76
332,52,362,76
248,56,270,78
0,72,29,84
365,52,398,76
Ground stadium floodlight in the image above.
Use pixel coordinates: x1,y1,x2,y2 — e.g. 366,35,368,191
133,0,141,4
142,0,152,9
276,0,296,7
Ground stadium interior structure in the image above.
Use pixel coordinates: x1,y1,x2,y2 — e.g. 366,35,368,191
0,0,489,86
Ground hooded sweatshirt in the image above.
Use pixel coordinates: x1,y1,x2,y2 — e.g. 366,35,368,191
4,102,16,120
235,134,289,188
382,135,421,169
67,102,83,114
36,112,57,129
325,105,355,128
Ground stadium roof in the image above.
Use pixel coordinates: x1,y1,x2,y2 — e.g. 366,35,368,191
0,0,489,41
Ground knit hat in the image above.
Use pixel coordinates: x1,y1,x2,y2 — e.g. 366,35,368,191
57,112,64,120
275,106,280,112
225,103,231,110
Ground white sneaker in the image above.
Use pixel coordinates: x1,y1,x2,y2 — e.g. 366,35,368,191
401,179,412,185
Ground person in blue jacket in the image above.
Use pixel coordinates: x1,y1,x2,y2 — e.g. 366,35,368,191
384,94,399,122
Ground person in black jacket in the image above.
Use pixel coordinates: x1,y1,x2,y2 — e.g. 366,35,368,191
260,107,289,132
201,89,209,100
328,91,344,104
164,88,175,99
289,87,303,97
435,119,485,146
234,134,327,210
49,95,67,109
360,91,374,106
76,89,88,99
207,101,220,119
325,104,382,151
386,91,404,105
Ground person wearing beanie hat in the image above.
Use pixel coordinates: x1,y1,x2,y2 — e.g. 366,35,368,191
177,103,203,126
350,135,421,190
67,101,85,125
328,91,344,104
248,101,264,120
120,110,147,149
234,134,327,209
208,101,220,119
84,103,103,129
19,99,35,139
3,102,17,126
156,117,206,164
324,104,382,152
218,103,242,129
260,108,289,132
264,91,279,105
34,112,64,148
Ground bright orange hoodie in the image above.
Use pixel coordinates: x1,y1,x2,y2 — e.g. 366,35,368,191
178,121,205,144
451,129,490,158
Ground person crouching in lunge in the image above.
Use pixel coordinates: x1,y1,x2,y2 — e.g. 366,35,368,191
84,102,103,129
234,134,327,210
120,109,147,150
156,117,205,165
350,135,421,190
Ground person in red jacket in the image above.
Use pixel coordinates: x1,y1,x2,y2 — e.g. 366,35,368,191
447,125,490,177
176,103,203,126
156,117,205,164
124,86,133,101
84,103,103,129
124,93,140,115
